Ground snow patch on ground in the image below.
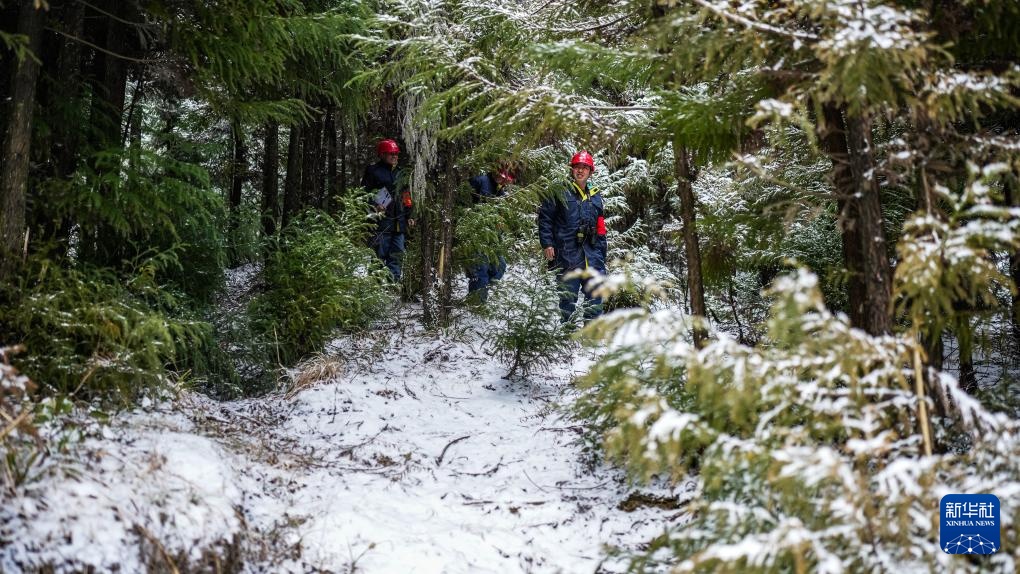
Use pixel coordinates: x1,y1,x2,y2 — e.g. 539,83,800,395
2,406,247,572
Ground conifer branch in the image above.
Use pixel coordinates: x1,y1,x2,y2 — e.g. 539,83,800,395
45,27,160,63
528,0,558,17
546,12,635,34
691,0,817,42
76,0,153,28
587,105,658,112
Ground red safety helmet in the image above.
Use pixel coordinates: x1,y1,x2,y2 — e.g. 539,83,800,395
570,150,595,171
497,169,515,184
377,139,400,155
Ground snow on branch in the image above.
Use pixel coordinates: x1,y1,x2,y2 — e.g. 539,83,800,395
692,0,818,42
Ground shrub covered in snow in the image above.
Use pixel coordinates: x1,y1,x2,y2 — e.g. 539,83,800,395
578,269,1020,572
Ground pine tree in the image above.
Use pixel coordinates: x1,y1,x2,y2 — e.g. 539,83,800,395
483,268,574,380
0,0,43,280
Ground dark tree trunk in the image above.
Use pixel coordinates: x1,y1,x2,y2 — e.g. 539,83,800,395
958,329,977,393
84,0,132,265
418,150,439,327
229,120,247,260
156,96,181,158
282,124,302,228
925,334,944,370
31,0,83,256
339,119,348,198
437,148,457,325
87,0,130,152
52,1,84,182
0,1,44,279
819,103,869,332
316,122,326,208
301,116,322,209
261,120,279,239
674,141,707,347
1007,180,1020,347
123,69,145,183
420,217,437,326
123,68,145,151
325,106,337,213
0,3,16,108
844,111,892,335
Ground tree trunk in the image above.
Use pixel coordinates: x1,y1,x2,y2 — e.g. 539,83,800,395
0,3,16,108
674,141,707,347
228,121,245,263
922,332,944,370
819,103,869,332
84,0,132,265
261,120,279,239
437,149,457,325
282,124,302,228
325,106,337,213
301,115,322,209
156,96,180,158
1007,180,1020,348
420,212,437,326
0,1,44,279
125,69,144,169
53,3,85,153
316,116,326,208
958,325,977,393
339,119,348,198
32,0,83,256
87,0,129,152
419,151,439,327
844,110,892,335
230,121,245,218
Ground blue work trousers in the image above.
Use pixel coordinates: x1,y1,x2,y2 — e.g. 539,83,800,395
467,256,506,302
558,273,603,323
375,231,406,281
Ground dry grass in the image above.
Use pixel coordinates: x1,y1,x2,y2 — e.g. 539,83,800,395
287,353,346,398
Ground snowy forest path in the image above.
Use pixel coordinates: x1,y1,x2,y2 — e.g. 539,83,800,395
1,306,690,573
205,307,691,572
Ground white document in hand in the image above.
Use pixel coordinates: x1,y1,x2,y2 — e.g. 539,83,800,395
374,187,393,209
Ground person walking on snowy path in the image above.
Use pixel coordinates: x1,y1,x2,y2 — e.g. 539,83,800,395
466,167,514,303
538,150,608,323
363,138,414,281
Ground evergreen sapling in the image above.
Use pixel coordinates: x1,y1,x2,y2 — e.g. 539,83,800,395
482,268,574,380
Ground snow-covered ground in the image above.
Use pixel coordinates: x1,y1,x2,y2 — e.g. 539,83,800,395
1,305,692,573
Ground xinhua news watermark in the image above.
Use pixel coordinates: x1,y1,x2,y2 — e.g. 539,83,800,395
940,494,1000,555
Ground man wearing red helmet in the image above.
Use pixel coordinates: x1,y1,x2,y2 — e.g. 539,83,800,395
466,167,515,302
538,150,608,322
363,139,414,280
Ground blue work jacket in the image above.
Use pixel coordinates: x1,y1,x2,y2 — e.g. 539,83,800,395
469,173,506,203
538,181,607,273
362,160,412,234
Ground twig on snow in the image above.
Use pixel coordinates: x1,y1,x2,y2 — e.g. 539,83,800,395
554,480,610,491
436,435,471,466
523,469,548,493
452,455,506,477
536,425,584,434
429,390,472,400
338,427,387,457
403,380,420,400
